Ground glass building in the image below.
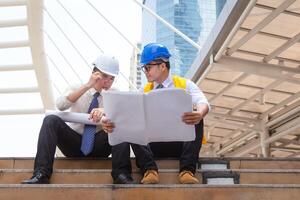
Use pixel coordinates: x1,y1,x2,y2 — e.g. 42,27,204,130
142,0,226,77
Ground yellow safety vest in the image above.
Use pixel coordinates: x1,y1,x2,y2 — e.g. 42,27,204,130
144,75,206,144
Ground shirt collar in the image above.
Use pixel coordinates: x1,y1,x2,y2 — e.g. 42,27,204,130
90,87,101,96
154,74,172,88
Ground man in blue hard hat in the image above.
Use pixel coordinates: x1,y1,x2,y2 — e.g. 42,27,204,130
141,42,210,184
102,43,210,184
140,43,209,184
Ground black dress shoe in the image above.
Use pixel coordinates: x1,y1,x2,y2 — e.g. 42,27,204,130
21,173,50,184
113,173,136,184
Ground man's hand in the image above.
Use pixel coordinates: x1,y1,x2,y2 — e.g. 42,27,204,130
89,108,104,123
182,103,209,125
100,116,115,133
86,71,101,88
182,111,203,125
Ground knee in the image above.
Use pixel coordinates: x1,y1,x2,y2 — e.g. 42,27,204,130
112,142,130,149
43,115,63,126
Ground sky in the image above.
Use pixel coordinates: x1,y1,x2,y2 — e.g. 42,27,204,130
0,0,142,157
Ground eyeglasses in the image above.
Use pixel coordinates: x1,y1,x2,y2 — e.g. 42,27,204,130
141,62,163,73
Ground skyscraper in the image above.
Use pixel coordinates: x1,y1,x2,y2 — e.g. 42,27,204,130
129,43,142,90
142,0,226,77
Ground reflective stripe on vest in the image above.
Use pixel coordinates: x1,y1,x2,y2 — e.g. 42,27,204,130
143,75,206,144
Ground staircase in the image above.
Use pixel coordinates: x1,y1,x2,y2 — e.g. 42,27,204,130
1,157,300,199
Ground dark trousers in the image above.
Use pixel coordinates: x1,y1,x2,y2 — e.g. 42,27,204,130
34,115,128,178
133,120,203,174
111,143,158,179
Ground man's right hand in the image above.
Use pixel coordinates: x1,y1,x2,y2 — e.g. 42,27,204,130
100,116,115,133
86,71,101,88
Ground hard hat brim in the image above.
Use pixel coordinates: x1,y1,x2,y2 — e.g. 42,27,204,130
96,67,118,77
139,57,169,67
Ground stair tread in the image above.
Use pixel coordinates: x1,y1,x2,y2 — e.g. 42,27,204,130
1,183,300,188
1,157,300,170
1,184,300,200
2,169,300,173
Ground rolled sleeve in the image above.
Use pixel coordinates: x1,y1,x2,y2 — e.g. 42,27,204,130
55,85,78,111
186,79,210,110
56,96,73,111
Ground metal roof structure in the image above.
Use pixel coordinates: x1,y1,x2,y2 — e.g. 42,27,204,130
187,0,300,157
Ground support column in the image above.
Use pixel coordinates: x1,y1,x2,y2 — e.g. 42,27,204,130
260,119,270,157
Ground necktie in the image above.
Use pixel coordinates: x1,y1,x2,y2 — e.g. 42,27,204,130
156,84,164,89
81,92,100,156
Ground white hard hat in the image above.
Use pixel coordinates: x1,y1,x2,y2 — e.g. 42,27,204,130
93,54,119,77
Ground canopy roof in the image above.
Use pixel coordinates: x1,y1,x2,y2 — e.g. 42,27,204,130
187,0,300,157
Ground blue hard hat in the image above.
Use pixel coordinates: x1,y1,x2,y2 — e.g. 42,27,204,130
140,43,171,66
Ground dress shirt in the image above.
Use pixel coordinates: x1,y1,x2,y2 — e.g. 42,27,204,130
56,85,104,135
140,75,210,109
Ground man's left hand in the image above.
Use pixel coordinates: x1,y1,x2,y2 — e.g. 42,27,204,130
89,108,104,123
182,111,203,125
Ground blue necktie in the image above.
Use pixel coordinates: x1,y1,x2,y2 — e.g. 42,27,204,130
156,84,164,89
81,92,100,156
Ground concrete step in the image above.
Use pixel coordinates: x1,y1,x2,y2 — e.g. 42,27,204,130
0,169,186,184
199,159,229,170
202,171,239,184
1,169,300,184
228,158,300,170
1,157,300,170
0,158,177,170
0,184,300,200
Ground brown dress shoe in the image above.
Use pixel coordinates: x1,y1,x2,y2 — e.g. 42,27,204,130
141,170,159,184
179,171,199,184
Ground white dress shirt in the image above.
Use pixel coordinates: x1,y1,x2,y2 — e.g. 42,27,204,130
56,85,104,135
141,75,210,109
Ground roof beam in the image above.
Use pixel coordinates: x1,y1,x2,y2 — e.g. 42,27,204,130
230,80,282,115
0,19,27,27
208,112,259,124
0,87,39,93
263,32,300,62
0,40,29,49
0,0,27,7
255,3,300,17
227,117,300,156
271,146,300,152
270,113,300,135
267,106,300,128
217,131,257,155
206,117,260,131
0,64,34,71
236,49,300,65
226,138,260,156
227,0,296,55
261,92,300,119
208,73,247,102
212,56,300,84
277,138,300,146
239,27,300,43
212,129,242,148
0,108,44,115
268,99,300,121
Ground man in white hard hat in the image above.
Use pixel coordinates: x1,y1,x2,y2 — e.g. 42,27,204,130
21,54,133,184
